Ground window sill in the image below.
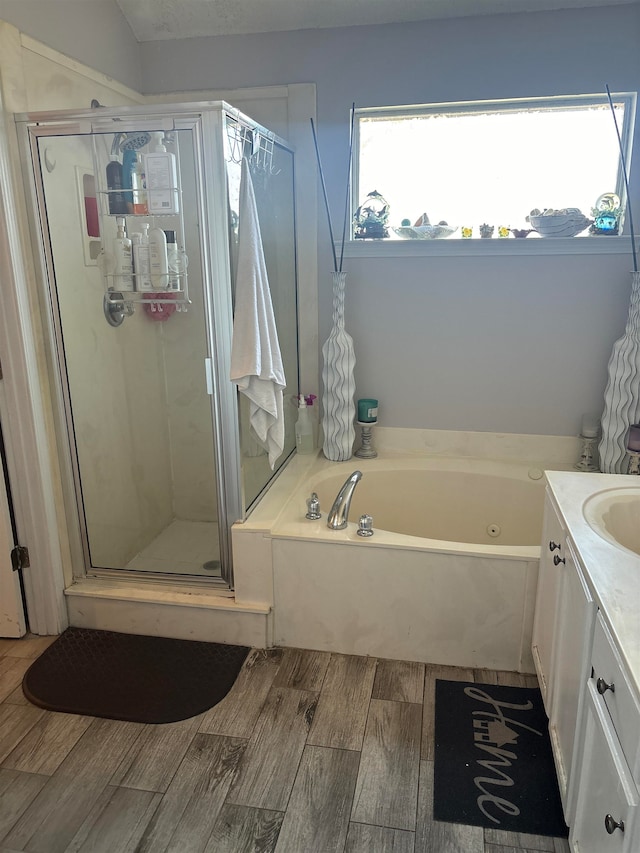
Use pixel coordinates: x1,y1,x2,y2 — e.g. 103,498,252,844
341,236,635,259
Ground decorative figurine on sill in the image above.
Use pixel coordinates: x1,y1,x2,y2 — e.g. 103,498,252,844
354,190,390,239
498,226,510,238
590,192,622,235
479,223,494,238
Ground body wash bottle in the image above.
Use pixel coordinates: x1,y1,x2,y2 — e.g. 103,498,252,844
113,217,134,290
145,132,179,215
148,226,168,290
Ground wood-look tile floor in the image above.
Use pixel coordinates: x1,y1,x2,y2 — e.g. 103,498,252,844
0,634,571,853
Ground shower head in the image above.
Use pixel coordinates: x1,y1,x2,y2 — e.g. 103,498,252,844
110,131,152,155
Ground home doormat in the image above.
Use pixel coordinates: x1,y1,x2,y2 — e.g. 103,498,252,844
22,627,250,724
433,679,568,838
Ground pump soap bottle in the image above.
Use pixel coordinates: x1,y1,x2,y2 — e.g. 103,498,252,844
295,395,314,454
145,132,179,215
113,217,134,290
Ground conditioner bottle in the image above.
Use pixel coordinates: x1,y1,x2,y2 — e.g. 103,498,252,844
148,226,168,290
131,223,152,291
113,217,134,290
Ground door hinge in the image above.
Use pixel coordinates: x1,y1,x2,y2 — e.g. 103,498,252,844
10,545,30,572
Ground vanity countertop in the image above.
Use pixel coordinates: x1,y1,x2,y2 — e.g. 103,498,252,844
545,470,640,702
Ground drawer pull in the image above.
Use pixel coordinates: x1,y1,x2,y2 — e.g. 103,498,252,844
553,554,566,565
604,814,624,835
549,541,561,552
596,677,615,695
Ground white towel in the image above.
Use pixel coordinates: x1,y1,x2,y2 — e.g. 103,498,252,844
230,158,286,469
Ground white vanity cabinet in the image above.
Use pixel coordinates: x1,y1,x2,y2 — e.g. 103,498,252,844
547,536,595,820
535,473,640,853
532,488,567,713
570,616,639,851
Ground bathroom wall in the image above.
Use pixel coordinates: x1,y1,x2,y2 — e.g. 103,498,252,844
0,0,141,91
139,3,640,438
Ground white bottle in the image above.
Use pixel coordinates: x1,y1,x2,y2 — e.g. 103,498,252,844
131,224,152,291
148,226,168,290
112,217,134,290
295,396,314,454
145,132,179,215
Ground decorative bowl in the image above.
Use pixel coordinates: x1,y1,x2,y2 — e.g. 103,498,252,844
392,224,457,240
527,213,591,238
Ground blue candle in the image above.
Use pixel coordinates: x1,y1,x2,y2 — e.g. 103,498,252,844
358,398,378,423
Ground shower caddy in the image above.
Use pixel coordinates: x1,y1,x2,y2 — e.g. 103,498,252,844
91,125,190,326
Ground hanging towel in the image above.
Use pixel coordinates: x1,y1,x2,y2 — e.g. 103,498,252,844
230,158,286,469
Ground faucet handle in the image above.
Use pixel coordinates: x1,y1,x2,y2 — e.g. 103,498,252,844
305,492,321,520
357,514,374,537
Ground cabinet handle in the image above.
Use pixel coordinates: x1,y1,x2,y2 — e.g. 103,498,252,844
549,541,561,551
553,554,566,565
596,677,615,695
604,814,624,835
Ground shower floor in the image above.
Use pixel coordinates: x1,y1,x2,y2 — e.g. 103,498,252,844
126,519,221,577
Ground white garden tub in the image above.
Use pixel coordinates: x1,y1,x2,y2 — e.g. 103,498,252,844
236,454,553,671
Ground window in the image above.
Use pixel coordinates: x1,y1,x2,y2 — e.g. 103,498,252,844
353,94,636,240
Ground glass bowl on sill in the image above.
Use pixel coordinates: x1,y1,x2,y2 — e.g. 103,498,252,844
392,224,457,240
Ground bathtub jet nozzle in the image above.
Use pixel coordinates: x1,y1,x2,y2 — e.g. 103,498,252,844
327,470,362,530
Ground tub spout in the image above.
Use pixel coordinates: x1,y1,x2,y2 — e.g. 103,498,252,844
327,470,362,530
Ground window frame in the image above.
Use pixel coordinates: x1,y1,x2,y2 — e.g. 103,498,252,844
350,92,637,253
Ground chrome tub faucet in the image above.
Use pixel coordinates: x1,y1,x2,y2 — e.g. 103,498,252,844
327,470,362,530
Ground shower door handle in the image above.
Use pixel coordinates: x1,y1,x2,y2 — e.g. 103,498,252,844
204,358,214,396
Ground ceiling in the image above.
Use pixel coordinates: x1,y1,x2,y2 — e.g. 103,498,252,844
115,0,635,41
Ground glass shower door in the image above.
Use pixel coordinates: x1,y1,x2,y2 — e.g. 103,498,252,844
23,115,230,583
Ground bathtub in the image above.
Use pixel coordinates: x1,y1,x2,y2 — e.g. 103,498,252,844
234,453,554,672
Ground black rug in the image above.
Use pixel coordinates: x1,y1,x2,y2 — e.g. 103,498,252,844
433,679,568,837
22,627,250,724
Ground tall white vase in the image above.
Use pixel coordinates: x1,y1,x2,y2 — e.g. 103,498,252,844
322,271,356,461
599,270,640,473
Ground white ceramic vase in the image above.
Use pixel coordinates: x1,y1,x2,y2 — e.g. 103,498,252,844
599,270,640,473
322,271,356,461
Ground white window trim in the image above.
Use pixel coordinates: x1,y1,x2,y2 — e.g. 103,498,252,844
350,93,637,257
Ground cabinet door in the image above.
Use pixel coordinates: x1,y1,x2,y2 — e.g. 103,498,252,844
548,537,595,821
571,681,638,853
532,489,566,713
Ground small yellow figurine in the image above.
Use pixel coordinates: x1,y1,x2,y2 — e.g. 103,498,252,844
461,226,473,238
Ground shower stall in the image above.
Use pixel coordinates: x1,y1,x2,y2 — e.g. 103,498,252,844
16,102,300,591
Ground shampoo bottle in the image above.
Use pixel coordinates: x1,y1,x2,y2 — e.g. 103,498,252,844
295,396,314,454
131,223,152,291
148,226,168,289
113,217,134,290
106,156,127,214
145,132,179,214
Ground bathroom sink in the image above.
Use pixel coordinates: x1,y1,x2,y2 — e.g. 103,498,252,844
583,488,640,557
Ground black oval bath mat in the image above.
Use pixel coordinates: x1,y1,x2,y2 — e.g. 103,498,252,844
22,627,250,724
433,679,568,838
